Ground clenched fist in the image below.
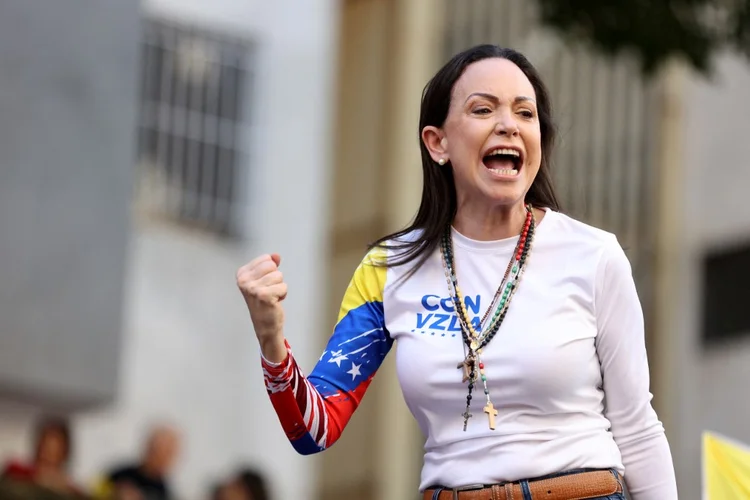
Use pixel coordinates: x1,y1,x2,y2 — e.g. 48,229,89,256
236,253,288,363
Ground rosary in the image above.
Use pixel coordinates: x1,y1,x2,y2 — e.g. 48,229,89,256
440,205,536,431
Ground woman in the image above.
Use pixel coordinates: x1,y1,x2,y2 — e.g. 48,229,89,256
2,416,84,497
236,45,678,499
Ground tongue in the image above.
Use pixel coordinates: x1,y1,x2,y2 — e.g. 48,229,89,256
484,156,515,170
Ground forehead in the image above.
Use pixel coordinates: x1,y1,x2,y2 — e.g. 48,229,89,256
452,57,536,102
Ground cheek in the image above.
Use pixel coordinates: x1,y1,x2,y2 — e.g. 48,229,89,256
445,137,478,177
447,133,472,159
445,119,486,156
525,132,543,167
530,145,542,167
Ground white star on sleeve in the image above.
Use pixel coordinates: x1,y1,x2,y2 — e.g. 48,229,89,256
330,354,348,367
347,362,362,380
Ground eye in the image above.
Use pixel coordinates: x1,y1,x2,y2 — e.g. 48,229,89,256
518,110,534,119
472,107,492,115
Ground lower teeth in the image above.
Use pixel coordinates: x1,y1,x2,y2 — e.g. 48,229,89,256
491,168,518,176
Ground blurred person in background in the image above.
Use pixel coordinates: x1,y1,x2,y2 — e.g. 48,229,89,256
98,424,180,500
236,468,269,500
210,468,269,500
237,45,677,499
210,481,242,500
2,415,85,497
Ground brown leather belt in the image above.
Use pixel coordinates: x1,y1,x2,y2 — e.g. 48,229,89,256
423,470,621,500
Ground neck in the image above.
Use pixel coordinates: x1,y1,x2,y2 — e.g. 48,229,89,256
453,201,528,241
34,460,63,471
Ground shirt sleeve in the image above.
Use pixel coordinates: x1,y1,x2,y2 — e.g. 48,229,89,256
594,235,678,499
261,248,392,455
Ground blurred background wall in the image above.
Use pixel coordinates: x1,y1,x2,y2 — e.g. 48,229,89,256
0,0,140,457
0,0,339,498
0,0,748,499
669,51,750,495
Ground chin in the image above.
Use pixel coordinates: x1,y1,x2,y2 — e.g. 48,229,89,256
477,184,527,207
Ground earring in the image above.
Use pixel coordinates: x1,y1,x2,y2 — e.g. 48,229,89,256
438,158,447,165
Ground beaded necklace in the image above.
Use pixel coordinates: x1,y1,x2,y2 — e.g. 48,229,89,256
440,204,536,431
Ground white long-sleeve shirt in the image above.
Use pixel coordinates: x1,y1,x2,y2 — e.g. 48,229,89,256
261,208,678,499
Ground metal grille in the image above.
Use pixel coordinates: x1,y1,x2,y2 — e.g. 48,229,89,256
442,0,661,318
135,17,252,236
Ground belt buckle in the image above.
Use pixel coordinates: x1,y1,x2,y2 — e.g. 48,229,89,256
452,483,485,500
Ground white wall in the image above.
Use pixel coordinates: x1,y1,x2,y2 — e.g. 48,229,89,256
672,52,750,496
0,0,137,483
74,224,264,497
141,0,262,35
0,401,42,464
240,0,340,496
0,0,138,410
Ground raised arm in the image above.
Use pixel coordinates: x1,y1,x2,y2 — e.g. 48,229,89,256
594,236,678,499
237,250,392,455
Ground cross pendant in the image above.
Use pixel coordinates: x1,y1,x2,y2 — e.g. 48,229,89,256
456,355,476,383
462,409,473,431
484,402,499,430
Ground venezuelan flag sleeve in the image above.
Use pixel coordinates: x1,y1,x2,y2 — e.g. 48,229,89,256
261,248,392,455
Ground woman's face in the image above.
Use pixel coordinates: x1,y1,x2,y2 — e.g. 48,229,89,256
424,57,542,210
36,429,67,467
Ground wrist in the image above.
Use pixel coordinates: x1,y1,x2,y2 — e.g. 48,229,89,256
260,334,287,364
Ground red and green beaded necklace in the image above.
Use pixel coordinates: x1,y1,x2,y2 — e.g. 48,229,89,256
440,204,536,431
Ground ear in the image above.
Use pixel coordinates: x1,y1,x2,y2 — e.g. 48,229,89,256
421,126,449,164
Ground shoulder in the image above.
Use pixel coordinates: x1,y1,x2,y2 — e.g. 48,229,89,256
346,246,389,301
109,465,139,481
356,229,425,292
549,211,634,283
366,228,425,267
546,210,617,246
543,210,632,281
2,460,34,478
544,210,626,259
375,228,424,252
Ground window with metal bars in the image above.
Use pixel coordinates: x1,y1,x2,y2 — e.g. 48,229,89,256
702,242,750,347
135,17,252,236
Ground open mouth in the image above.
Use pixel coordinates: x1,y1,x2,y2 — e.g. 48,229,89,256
482,148,523,177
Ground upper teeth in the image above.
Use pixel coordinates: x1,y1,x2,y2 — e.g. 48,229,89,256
489,148,520,157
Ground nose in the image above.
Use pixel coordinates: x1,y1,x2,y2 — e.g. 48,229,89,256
494,110,519,137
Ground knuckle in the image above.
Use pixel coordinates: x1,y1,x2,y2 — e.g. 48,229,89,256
238,275,251,288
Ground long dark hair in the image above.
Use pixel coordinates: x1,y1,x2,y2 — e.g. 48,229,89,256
370,45,561,274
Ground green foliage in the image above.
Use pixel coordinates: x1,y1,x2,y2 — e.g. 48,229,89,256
536,0,750,75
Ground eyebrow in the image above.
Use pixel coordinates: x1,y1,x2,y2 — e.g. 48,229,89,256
464,93,536,105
